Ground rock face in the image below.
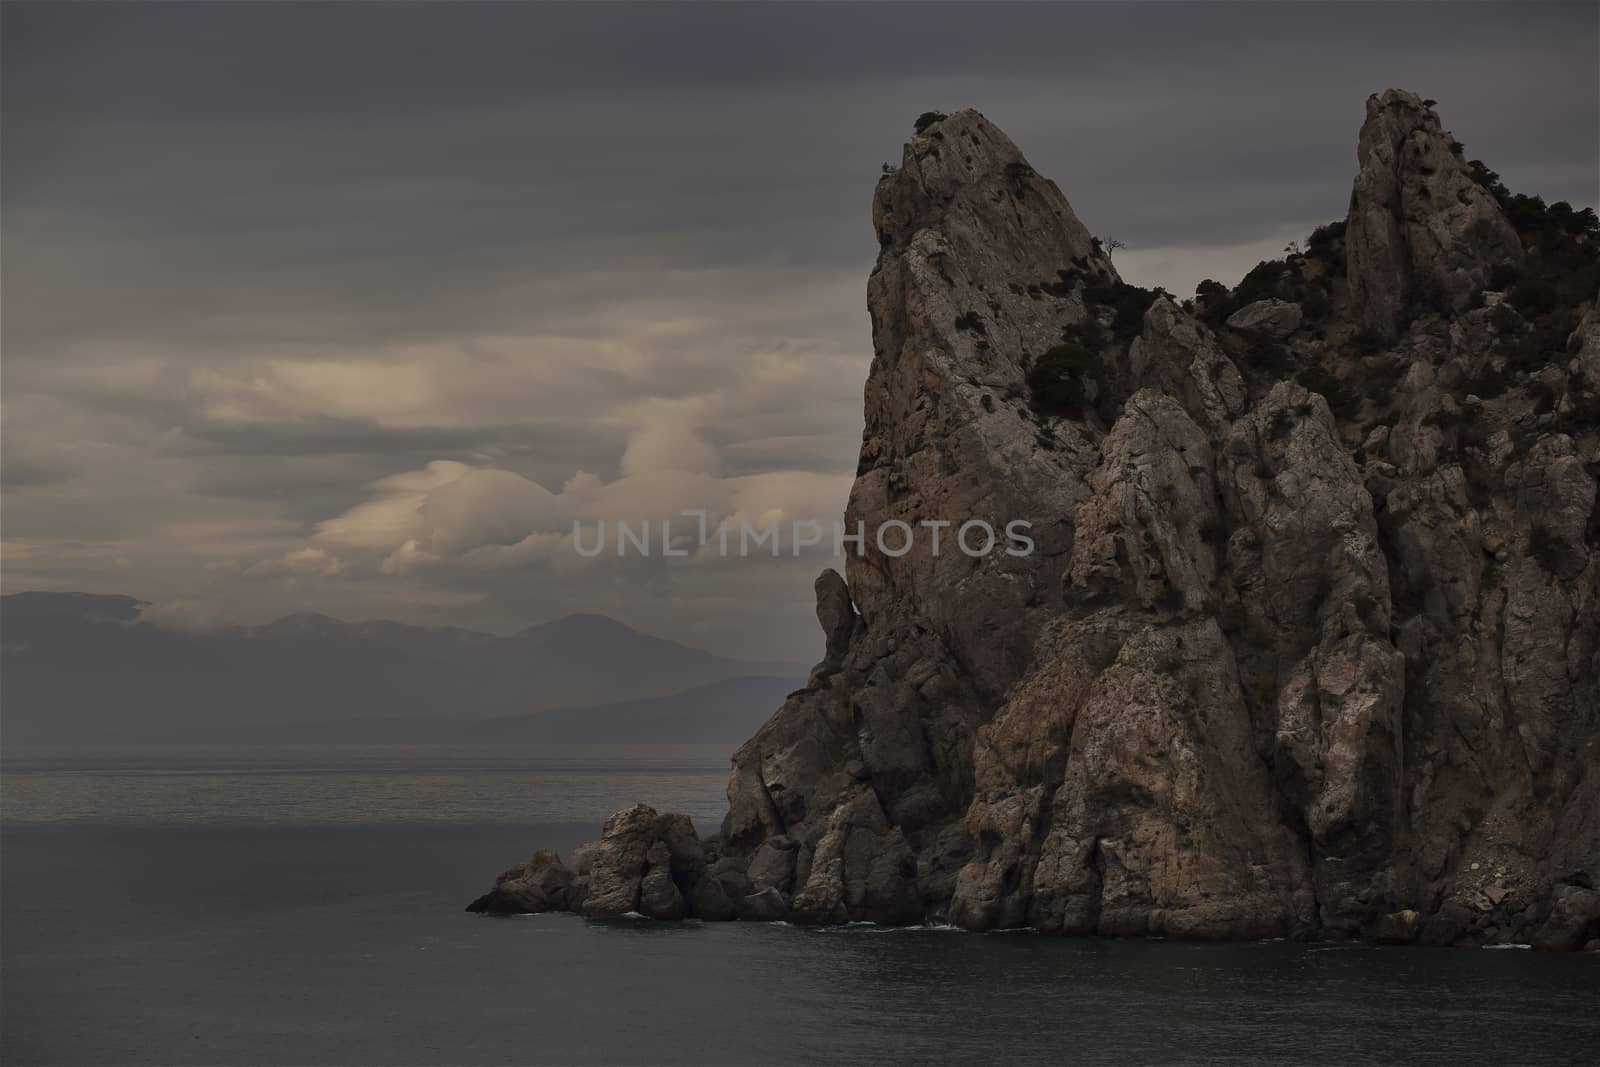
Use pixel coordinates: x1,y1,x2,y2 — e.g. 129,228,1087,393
1226,298,1303,338
473,95,1600,949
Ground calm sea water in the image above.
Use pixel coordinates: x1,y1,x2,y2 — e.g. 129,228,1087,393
3,745,1597,1065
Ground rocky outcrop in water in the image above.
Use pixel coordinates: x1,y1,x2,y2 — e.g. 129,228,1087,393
471,91,1600,949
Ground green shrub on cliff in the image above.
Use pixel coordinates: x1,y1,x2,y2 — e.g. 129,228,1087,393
1081,279,1159,341
1027,343,1101,419
1296,365,1361,420
1470,159,1599,377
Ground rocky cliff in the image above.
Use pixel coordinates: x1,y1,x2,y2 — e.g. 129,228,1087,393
471,91,1600,950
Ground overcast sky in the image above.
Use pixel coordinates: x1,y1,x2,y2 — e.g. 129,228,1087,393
3,1,1596,660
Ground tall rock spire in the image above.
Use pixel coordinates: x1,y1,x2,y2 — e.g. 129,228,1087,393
1345,89,1523,337
853,109,1116,699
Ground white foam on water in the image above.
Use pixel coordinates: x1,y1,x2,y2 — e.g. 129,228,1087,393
816,922,967,934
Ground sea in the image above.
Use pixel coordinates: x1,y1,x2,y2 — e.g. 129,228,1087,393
3,744,1596,1065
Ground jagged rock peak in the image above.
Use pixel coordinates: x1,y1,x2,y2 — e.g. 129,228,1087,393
1345,88,1523,337
848,108,1126,700
873,109,1111,278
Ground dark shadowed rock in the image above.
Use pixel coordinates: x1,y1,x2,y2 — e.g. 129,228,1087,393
637,841,685,919
1532,887,1600,952
814,569,858,667
465,849,575,914
740,887,788,922
1372,910,1423,945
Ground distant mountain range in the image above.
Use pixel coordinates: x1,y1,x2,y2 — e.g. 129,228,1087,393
0,591,805,748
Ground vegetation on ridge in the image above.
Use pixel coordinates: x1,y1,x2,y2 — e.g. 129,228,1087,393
1026,343,1100,420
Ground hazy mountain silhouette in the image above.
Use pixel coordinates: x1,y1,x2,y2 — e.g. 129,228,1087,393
0,592,805,747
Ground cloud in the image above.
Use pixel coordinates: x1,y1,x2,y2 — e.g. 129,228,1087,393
309,453,850,574
189,361,436,425
242,546,350,580
417,467,565,553
2,1,1594,659
620,403,722,478
315,461,477,552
